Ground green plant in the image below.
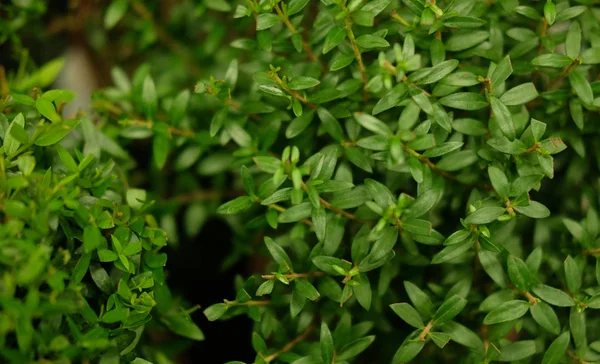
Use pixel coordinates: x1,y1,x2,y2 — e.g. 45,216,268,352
2,0,600,363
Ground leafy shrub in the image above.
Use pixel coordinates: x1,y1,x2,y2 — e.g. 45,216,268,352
2,0,600,363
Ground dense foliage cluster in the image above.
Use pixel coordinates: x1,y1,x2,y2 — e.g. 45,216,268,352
2,0,600,363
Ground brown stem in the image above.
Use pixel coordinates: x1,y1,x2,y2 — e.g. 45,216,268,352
418,321,434,341
402,145,458,181
274,4,318,62
390,9,410,27
524,291,539,306
547,58,580,91
264,323,314,363
344,16,368,102
121,119,196,137
0,65,8,97
271,72,318,109
300,182,368,223
584,248,600,256
261,271,325,280
256,197,313,226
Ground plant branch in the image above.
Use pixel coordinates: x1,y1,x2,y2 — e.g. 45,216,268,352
390,9,410,27
119,119,196,137
584,248,600,256
225,300,270,307
273,3,318,62
130,0,201,77
270,72,317,109
256,197,313,226
344,16,369,102
548,58,580,91
300,182,369,223
264,322,314,363
261,271,325,280
418,321,434,341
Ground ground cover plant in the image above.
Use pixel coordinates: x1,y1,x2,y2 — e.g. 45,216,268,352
1,0,600,363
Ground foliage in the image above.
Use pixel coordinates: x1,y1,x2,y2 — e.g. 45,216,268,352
2,0,600,363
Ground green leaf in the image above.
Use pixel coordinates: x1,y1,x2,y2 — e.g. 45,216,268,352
508,255,531,291
288,76,320,90
102,308,129,323
429,331,451,349
423,142,463,158
433,295,467,324
254,156,282,173
404,189,439,218
337,336,376,360
353,112,392,136
488,166,510,198
544,0,556,25
323,26,347,54
153,134,170,170
440,321,484,351
142,75,157,114
356,34,389,49
532,284,575,307
345,147,372,173
439,92,488,110
320,322,334,364
390,303,424,328
105,0,128,29
365,227,398,262
498,340,536,362
500,83,539,105
256,13,279,30
530,301,560,334
568,71,594,104
264,237,292,270
286,110,315,139
312,256,352,276
83,226,103,253
431,240,471,264
404,281,434,319
287,0,310,15
317,107,344,141
464,206,506,225
436,150,478,171
490,55,513,89
98,249,118,262
217,196,253,214
416,60,459,85
353,274,372,310
278,202,312,223
4,113,25,156
295,279,320,301
490,97,516,140
478,250,507,287
487,137,527,155
392,339,425,363
581,47,600,65
160,315,204,341
444,16,486,29
564,256,581,293
483,300,529,324
531,54,572,68
542,332,570,364
372,83,408,115
445,30,489,51
566,21,581,58
36,99,61,123
452,118,488,136
514,201,551,218
570,308,586,350
204,303,228,321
